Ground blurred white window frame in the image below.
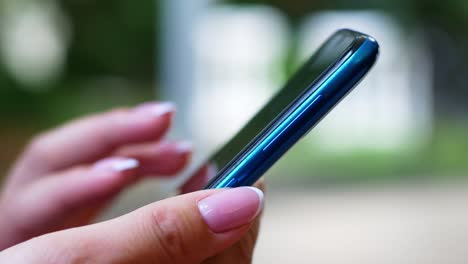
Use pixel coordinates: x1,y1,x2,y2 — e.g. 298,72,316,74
161,1,290,156
190,5,289,156
161,5,433,154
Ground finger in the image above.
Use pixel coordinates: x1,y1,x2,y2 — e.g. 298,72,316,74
245,179,266,241
249,179,266,242
9,157,140,242
3,187,265,264
203,179,266,264
15,102,176,181
254,178,266,193
116,141,193,177
203,215,263,264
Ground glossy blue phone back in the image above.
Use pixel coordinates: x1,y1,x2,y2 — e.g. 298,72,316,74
206,31,379,189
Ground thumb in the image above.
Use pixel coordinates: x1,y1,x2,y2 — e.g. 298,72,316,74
0,187,264,264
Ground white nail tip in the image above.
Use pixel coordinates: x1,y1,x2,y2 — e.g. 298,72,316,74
176,141,193,153
246,187,264,215
151,103,176,117
112,159,140,172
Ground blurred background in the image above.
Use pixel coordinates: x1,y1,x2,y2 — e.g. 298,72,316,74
1,0,467,263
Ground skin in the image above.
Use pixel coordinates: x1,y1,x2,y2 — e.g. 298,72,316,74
0,102,264,263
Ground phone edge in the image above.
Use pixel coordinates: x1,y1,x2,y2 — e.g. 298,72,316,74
205,31,379,189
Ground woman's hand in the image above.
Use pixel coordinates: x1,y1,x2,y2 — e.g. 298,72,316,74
0,186,265,264
0,102,193,249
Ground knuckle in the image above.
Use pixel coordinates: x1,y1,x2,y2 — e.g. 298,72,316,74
146,206,192,263
25,133,53,162
24,131,68,170
27,133,47,155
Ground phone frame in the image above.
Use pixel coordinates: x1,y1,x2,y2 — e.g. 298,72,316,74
205,29,379,189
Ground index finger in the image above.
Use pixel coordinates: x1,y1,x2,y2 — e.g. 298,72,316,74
17,102,175,177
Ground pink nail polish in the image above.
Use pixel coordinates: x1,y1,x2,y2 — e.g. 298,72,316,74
134,102,176,117
198,187,264,233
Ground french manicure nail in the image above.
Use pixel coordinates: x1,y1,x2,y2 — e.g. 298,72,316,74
198,187,264,233
93,158,140,172
175,141,193,154
134,102,176,117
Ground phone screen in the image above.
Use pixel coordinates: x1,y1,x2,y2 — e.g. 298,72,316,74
202,30,357,181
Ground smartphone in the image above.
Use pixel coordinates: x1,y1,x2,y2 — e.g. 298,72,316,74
201,29,379,189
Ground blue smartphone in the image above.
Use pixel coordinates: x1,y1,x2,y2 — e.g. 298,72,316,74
202,29,379,189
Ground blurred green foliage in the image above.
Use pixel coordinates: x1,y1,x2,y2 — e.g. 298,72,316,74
226,0,468,185
0,0,467,181
0,0,157,130
1,0,467,127
227,0,468,29
62,0,155,79
0,0,158,175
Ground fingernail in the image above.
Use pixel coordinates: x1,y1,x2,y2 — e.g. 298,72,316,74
175,141,193,154
93,158,140,172
134,102,176,117
198,187,264,233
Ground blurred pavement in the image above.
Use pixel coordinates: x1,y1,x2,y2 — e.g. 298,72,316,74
254,181,468,264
